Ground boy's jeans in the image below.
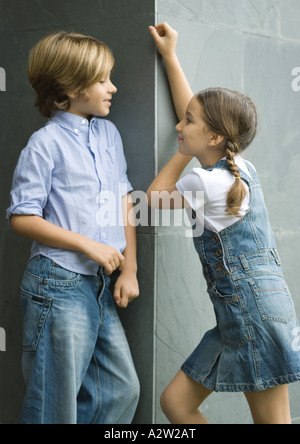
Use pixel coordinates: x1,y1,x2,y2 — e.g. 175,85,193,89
20,255,140,424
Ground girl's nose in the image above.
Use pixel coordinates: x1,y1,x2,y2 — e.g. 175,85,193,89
176,120,183,132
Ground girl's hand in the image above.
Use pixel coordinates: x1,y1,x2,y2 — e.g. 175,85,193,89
149,22,178,59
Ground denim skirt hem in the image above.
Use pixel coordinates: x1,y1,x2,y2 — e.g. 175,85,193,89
180,319,300,393
181,363,300,393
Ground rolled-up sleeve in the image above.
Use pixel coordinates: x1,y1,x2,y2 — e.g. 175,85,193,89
6,132,54,223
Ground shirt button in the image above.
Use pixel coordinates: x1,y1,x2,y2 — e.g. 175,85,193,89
81,120,86,125
74,128,79,133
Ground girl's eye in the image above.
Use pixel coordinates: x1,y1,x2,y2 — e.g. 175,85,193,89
99,80,107,84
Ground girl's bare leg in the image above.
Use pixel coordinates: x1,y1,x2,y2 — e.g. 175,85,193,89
244,385,292,424
160,370,213,424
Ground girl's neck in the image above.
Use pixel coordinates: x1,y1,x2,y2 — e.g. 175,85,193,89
195,151,225,168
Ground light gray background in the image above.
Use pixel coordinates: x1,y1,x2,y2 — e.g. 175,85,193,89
0,0,299,424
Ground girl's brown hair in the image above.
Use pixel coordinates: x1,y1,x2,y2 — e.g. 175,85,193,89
28,31,114,117
196,88,258,218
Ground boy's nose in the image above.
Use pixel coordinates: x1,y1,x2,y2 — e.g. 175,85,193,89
110,81,117,94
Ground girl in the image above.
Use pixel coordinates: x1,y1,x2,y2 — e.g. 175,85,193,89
148,22,300,425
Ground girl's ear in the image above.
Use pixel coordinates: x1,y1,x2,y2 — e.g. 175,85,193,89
209,133,224,147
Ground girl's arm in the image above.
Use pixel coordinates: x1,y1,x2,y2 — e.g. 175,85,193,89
149,22,194,122
10,214,125,275
147,23,193,208
146,152,192,209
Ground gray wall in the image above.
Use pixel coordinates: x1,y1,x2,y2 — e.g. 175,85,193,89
1,0,300,425
155,0,300,424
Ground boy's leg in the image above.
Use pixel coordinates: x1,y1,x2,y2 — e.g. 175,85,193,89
244,385,292,424
160,370,213,424
77,277,140,424
20,256,101,424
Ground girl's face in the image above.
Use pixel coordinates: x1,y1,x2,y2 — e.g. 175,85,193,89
68,74,117,119
176,97,224,165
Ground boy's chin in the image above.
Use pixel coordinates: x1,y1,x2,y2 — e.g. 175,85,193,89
94,110,110,117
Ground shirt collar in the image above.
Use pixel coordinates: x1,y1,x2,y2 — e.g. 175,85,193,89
50,111,96,136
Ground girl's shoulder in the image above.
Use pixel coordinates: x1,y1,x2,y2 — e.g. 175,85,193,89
235,155,257,176
192,156,256,183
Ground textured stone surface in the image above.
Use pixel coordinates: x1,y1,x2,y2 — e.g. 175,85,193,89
156,0,300,425
1,0,300,425
202,0,279,36
280,0,300,40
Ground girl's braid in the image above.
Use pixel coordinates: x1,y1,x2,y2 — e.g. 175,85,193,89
226,141,241,180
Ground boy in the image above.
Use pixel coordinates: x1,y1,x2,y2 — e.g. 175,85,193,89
6,31,140,424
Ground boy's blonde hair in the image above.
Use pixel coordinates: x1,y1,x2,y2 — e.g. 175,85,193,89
28,31,114,117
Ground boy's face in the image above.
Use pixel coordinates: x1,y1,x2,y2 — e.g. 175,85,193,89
68,74,117,119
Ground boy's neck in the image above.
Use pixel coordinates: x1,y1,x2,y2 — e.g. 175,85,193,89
61,110,94,122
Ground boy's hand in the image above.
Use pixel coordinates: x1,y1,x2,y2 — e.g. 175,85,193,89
149,22,178,59
81,239,125,276
113,271,140,309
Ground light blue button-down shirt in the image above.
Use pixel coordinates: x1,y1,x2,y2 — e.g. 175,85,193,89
7,111,133,276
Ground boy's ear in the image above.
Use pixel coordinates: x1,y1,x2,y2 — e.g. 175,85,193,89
209,133,224,147
67,92,77,100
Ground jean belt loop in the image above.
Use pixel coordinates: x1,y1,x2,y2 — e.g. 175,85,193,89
271,249,281,266
239,254,250,271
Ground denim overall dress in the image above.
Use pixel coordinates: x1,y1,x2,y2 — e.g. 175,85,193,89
181,159,300,392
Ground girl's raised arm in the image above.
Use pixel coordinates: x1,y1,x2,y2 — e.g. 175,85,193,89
149,23,193,122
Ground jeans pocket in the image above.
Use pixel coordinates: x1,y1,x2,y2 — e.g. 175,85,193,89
48,262,81,287
209,285,250,349
20,288,52,351
249,277,295,324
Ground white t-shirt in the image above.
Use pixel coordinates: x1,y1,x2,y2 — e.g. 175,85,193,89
176,156,253,233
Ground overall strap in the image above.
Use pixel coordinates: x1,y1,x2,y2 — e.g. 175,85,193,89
202,158,258,188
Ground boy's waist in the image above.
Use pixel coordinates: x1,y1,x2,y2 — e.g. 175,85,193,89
30,244,108,277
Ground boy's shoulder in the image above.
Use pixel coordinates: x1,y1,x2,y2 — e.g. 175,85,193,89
93,117,119,135
26,122,55,146
47,114,119,135
26,116,121,151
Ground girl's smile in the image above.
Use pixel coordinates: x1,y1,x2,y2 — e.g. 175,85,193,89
176,97,225,166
